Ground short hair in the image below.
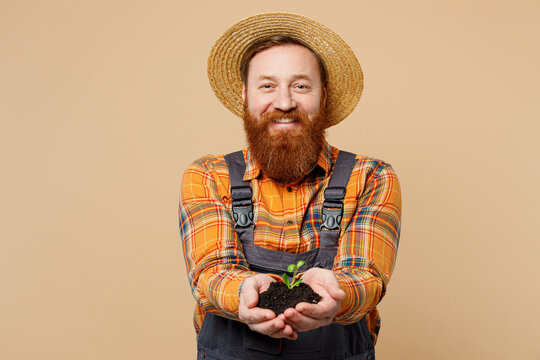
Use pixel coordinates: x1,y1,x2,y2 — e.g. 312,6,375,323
239,34,327,85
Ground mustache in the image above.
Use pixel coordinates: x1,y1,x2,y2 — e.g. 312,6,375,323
259,109,311,126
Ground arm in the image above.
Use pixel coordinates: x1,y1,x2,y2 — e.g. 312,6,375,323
281,160,401,330
333,161,401,323
179,156,254,319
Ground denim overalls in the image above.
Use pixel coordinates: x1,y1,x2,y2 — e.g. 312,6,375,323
197,151,375,360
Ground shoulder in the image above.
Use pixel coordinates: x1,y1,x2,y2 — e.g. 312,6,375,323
181,151,242,202
353,155,397,179
329,146,400,199
330,145,397,179
184,153,225,173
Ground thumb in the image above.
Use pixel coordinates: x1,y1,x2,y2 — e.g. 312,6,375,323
241,279,259,308
327,279,346,301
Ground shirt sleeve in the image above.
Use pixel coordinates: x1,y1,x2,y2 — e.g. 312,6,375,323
179,156,256,320
333,161,402,323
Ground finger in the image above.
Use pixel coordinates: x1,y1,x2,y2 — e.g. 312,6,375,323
296,299,338,319
276,315,300,339
282,308,326,332
267,322,298,340
250,317,289,337
277,324,298,340
242,307,276,324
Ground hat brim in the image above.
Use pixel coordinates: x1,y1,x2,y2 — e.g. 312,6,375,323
207,12,363,127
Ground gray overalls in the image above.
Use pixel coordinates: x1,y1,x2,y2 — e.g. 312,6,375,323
197,150,375,360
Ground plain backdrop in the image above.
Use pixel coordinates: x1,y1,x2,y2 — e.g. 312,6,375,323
1,0,539,359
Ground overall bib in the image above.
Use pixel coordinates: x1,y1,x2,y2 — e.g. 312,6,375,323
197,151,375,360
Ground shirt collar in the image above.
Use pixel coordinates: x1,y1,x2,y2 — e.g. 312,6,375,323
242,141,333,182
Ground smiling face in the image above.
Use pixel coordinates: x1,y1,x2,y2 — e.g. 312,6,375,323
242,44,327,133
241,43,328,185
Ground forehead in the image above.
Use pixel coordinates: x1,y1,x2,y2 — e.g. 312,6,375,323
247,44,321,80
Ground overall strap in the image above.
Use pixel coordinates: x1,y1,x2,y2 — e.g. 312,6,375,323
224,151,255,244
224,150,357,248
320,151,357,247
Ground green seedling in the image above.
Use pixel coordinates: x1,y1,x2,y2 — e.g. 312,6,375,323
282,260,306,289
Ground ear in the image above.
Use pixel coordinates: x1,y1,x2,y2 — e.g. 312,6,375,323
242,84,247,102
322,87,327,107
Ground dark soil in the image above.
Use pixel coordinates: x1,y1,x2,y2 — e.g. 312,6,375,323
258,282,322,315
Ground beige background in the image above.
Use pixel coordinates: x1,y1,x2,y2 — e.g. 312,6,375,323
1,0,539,359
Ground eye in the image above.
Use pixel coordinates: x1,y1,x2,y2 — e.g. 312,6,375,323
260,84,274,89
294,84,310,91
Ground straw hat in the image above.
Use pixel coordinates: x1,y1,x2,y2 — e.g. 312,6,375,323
207,12,363,127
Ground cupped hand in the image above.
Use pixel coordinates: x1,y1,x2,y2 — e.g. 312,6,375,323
279,267,345,332
239,274,298,340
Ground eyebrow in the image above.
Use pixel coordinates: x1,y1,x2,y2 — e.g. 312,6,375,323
256,74,313,81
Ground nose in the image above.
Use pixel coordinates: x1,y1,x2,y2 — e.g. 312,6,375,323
274,87,296,112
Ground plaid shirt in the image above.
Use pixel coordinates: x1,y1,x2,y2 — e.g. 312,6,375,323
179,141,401,343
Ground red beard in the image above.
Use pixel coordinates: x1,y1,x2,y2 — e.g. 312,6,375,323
243,102,327,185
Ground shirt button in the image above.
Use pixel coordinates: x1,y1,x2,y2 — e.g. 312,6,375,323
287,220,293,225
287,187,292,192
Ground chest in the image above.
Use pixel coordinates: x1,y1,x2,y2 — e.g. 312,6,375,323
245,178,358,253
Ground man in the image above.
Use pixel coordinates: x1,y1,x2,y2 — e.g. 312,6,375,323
179,13,401,360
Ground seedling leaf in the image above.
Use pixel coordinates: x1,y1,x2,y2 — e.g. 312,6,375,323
282,273,291,288
287,264,296,273
282,261,307,289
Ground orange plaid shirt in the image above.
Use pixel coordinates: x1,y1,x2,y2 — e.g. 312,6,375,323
179,141,401,342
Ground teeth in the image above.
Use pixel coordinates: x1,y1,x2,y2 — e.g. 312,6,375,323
274,118,294,124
